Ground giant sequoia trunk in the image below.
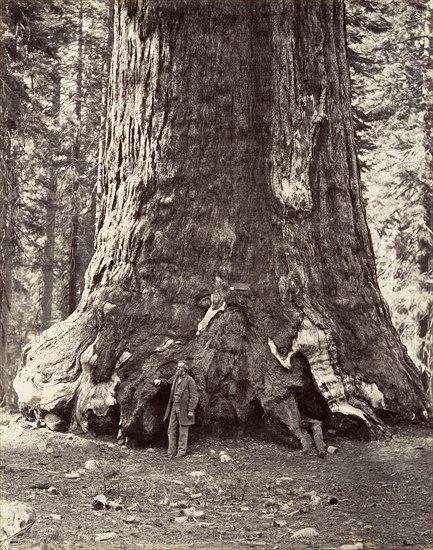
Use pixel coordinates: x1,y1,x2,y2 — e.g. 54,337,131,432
14,0,427,448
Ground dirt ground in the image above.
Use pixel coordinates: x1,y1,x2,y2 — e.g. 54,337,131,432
1,410,432,550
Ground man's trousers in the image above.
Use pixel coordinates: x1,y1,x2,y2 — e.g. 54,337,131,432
167,403,189,456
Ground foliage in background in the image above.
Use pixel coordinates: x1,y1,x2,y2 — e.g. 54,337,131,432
347,0,432,385
1,0,111,405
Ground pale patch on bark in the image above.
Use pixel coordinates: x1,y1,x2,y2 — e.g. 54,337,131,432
359,381,386,409
268,338,294,369
154,339,176,352
271,171,313,211
115,351,132,369
73,335,120,431
196,294,226,335
103,302,118,315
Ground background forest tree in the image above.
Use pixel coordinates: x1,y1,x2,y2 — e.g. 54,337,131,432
1,0,431,418
1,0,112,405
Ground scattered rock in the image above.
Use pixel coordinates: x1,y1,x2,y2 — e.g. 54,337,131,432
189,471,206,478
403,540,415,547
200,522,216,528
152,518,163,527
29,481,51,490
184,487,192,494
85,460,99,471
172,480,185,486
93,495,108,510
160,497,170,506
291,527,319,539
277,477,294,483
273,519,287,527
47,487,61,495
106,500,123,511
147,448,155,453
95,532,118,541
192,510,205,519
65,472,80,479
44,413,68,432
50,514,62,520
76,468,86,476
327,445,339,454
190,492,202,499
339,544,363,550
219,452,232,463
328,496,339,505
309,491,321,506
240,506,250,512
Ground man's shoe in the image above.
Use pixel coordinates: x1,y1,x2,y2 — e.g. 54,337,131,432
164,453,175,459
175,453,186,458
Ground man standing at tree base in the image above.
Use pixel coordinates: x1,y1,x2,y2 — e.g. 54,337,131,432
155,361,199,458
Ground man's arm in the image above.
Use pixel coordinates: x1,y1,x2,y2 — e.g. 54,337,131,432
187,377,199,414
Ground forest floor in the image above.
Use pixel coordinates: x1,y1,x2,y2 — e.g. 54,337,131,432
1,410,432,550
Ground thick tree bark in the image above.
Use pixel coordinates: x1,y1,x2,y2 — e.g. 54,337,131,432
14,0,428,448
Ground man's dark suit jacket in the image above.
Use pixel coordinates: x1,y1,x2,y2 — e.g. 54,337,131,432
163,374,199,426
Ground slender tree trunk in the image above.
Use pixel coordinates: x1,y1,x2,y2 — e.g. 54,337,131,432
67,0,84,315
94,0,114,239
41,76,61,331
1,10,17,407
0,71,8,406
0,126,17,409
0,148,11,406
14,0,427,446
41,175,57,331
420,0,433,404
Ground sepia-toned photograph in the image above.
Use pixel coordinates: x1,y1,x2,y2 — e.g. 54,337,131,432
1,0,432,548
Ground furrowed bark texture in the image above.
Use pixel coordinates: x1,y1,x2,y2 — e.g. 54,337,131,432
15,0,427,447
